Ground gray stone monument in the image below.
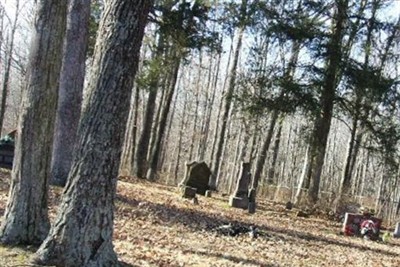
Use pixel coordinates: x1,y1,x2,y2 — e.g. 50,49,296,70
229,162,251,209
394,222,400,238
179,161,211,197
248,188,257,213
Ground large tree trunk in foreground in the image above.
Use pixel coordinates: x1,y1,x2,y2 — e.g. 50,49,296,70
0,0,67,245
34,1,151,266
51,0,90,186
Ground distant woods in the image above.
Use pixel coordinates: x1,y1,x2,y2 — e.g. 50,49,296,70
119,0,400,221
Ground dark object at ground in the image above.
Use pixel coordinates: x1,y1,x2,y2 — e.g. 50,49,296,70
0,130,15,169
285,201,293,210
296,210,309,218
213,223,259,238
192,197,199,205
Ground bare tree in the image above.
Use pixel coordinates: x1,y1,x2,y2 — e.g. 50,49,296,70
0,0,20,136
0,0,67,245
51,0,91,186
210,0,248,190
34,0,151,265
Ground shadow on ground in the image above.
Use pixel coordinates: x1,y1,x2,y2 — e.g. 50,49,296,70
116,192,400,259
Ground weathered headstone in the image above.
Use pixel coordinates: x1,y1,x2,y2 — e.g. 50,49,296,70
229,162,251,209
394,222,400,238
248,188,256,213
179,161,211,196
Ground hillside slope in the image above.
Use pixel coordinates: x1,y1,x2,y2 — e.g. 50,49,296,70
0,172,399,266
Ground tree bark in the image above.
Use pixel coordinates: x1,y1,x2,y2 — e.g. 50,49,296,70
198,52,221,161
134,36,165,178
0,0,67,245
34,1,151,266
159,83,178,171
209,36,233,165
251,110,279,190
307,0,348,204
268,118,283,184
51,0,90,187
135,88,157,178
294,144,310,205
210,0,247,189
146,56,180,180
119,85,140,176
188,54,202,160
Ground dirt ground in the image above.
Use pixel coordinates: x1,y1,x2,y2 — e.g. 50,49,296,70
0,171,400,266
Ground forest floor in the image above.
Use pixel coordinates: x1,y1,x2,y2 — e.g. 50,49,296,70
0,170,400,266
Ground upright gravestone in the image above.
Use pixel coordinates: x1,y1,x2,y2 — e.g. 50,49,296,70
394,222,400,238
229,162,251,209
248,188,256,214
179,161,211,197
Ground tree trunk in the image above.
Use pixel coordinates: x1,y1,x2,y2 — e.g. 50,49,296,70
0,6,4,70
251,36,299,190
0,0,20,136
0,0,66,245
172,91,188,183
134,36,165,178
337,0,379,202
307,0,348,204
119,85,140,176
228,124,243,193
149,78,166,159
251,110,279,190
294,144,310,205
196,52,218,160
189,54,202,160
51,0,90,187
34,1,151,266
159,83,179,172
146,56,180,180
209,36,233,165
268,118,283,184
375,166,385,216
210,0,247,189
135,88,157,178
